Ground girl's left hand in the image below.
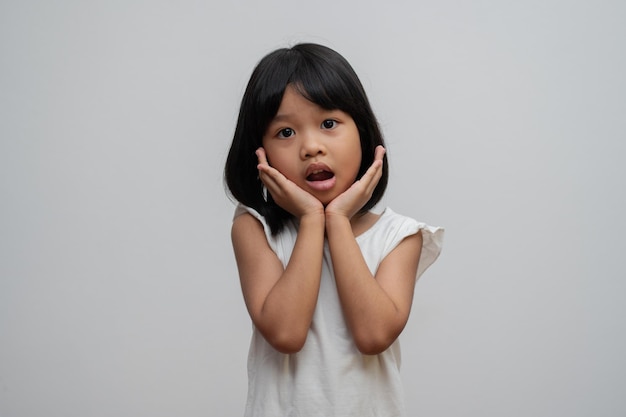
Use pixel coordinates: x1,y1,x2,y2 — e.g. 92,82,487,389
325,145,386,219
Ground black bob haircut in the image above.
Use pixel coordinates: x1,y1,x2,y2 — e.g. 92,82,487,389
224,43,388,235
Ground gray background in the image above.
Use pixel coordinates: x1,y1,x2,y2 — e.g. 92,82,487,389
1,0,625,416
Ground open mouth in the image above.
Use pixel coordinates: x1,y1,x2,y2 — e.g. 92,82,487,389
305,163,336,191
306,170,335,182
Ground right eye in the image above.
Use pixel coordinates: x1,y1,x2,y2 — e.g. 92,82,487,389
277,128,295,138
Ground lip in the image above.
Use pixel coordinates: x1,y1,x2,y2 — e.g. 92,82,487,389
305,162,336,191
305,162,332,178
306,176,336,191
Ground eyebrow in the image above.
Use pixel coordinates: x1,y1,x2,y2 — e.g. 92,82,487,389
271,108,343,123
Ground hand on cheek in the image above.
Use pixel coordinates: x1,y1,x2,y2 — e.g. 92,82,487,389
325,145,386,219
256,148,324,219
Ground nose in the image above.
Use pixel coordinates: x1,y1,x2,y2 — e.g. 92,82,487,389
300,131,326,159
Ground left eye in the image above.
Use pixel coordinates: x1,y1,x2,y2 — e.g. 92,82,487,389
322,119,337,129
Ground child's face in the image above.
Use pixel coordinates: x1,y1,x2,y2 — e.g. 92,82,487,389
262,85,362,205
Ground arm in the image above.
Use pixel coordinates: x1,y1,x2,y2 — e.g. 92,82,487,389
324,145,422,354
232,211,325,354
231,148,326,354
325,217,422,355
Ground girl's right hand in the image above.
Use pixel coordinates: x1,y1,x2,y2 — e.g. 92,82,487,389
256,148,324,219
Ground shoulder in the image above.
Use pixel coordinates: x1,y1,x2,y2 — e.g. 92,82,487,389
375,208,442,238
358,208,444,271
233,204,263,230
231,208,282,272
375,208,445,280
358,208,420,242
231,204,298,260
231,205,269,245
380,207,417,224
232,211,262,235
231,212,268,252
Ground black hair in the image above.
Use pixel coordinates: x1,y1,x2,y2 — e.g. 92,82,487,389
224,43,388,235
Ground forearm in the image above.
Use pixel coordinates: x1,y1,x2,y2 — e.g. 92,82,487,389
325,214,405,354
256,213,325,352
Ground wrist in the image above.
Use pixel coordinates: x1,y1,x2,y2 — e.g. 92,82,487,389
325,208,352,222
299,210,326,227
324,211,352,233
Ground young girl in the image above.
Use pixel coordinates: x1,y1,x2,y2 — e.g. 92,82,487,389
224,43,443,417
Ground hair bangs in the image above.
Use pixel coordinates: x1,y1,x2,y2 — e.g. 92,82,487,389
246,51,299,142
289,55,357,114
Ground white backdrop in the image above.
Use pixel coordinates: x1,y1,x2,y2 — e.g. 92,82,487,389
1,0,625,416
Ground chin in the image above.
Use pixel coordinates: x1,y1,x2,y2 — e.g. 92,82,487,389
311,191,336,207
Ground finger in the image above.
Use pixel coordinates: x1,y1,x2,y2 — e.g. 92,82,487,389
256,147,269,166
258,159,284,183
361,146,385,179
256,147,283,181
258,164,282,193
257,160,294,201
256,148,283,193
356,152,385,195
361,151,385,183
363,167,383,196
374,145,386,162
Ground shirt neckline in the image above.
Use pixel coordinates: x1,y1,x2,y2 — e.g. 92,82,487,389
355,207,390,241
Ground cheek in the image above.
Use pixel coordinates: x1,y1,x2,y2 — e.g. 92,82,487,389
260,141,279,167
350,143,363,177
264,148,298,179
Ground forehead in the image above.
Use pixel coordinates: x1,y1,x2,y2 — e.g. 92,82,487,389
269,86,351,126
274,86,319,114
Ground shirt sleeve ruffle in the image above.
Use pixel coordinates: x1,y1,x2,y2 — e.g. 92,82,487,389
377,209,444,280
413,222,444,279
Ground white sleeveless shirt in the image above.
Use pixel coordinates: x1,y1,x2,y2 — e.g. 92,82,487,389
234,205,444,417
